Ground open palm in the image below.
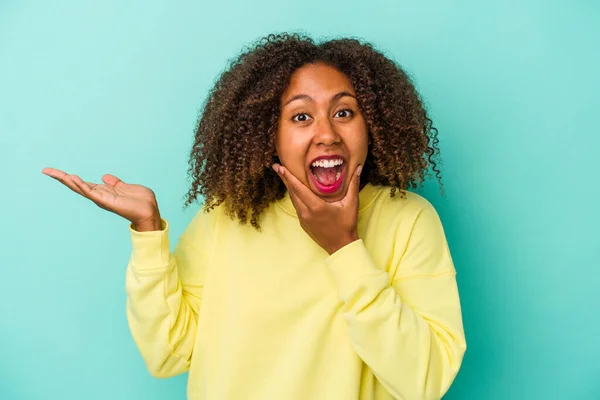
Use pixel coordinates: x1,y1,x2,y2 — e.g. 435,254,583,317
42,167,160,227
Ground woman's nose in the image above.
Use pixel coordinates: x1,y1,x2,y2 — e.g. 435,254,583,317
314,118,341,146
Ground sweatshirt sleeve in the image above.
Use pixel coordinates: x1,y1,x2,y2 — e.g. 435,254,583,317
324,203,466,400
125,208,215,378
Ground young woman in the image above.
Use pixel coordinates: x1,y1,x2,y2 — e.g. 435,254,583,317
43,33,466,400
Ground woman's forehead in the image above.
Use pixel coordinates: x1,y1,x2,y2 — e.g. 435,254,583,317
281,63,356,105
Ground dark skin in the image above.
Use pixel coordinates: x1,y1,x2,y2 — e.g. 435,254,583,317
41,168,162,231
272,163,362,255
272,63,369,255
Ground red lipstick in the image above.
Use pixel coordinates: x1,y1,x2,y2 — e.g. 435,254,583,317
308,154,346,195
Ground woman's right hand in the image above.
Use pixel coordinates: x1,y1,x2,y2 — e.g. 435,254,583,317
42,167,163,231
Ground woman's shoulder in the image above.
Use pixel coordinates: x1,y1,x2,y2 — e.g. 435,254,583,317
370,185,448,241
181,202,224,244
371,185,438,216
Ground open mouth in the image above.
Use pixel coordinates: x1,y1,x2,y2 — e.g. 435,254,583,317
309,157,346,195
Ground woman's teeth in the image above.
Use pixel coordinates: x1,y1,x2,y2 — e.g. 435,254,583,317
310,159,343,184
311,159,343,168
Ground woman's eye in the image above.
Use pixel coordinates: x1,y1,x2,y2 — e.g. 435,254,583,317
335,109,353,118
292,113,311,122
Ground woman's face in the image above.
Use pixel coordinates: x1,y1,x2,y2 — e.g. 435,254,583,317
276,62,369,203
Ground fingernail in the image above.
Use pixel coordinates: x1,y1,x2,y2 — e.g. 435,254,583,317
357,165,363,175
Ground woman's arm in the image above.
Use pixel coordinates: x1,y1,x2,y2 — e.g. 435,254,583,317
324,204,466,400
125,209,214,378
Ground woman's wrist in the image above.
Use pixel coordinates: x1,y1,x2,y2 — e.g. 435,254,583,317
132,215,163,232
327,232,360,255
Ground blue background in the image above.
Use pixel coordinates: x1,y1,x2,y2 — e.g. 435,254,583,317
1,0,599,398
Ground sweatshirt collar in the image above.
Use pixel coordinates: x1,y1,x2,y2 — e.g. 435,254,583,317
276,182,383,217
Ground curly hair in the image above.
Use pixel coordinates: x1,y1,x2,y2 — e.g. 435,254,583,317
184,32,442,229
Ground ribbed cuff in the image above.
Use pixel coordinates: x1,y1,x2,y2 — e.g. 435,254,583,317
128,218,171,269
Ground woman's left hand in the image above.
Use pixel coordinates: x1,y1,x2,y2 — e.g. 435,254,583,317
272,163,362,255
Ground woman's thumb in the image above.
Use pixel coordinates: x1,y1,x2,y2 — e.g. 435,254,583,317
102,174,125,187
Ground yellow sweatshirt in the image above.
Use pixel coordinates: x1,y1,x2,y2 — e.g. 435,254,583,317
125,183,466,400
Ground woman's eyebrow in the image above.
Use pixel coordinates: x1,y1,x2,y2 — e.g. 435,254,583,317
331,91,356,102
283,91,356,106
284,94,313,106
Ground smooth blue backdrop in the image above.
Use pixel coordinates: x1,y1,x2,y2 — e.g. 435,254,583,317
1,0,599,399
